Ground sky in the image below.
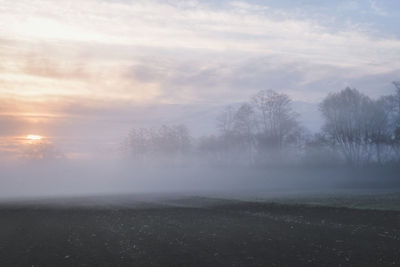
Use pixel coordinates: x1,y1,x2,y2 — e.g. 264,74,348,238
1,0,400,159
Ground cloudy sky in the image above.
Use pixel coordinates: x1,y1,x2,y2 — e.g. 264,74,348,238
1,0,400,159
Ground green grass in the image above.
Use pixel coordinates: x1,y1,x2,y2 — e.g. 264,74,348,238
265,192,400,211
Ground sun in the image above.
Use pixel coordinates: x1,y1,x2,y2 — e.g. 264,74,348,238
26,135,42,141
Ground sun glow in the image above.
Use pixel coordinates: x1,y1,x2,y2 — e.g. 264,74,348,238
26,135,42,141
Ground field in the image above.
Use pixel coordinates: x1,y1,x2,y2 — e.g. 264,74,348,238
0,195,399,266
254,191,400,211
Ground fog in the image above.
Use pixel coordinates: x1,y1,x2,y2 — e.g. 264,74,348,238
2,2,400,266
1,0,400,202
1,86,400,202
1,157,399,202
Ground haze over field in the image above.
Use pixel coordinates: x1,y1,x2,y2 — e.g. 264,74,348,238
0,0,400,199
2,3,400,267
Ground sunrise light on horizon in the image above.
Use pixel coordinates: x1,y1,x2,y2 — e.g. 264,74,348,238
26,135,42,141
1,2,400,265
0,0,400,159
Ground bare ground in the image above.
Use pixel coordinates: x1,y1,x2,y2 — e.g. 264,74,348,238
0,197,399,267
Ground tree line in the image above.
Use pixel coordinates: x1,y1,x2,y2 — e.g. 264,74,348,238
123,82,400,166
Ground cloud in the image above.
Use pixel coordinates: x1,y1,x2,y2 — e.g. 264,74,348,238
0,0,399,103
0,116,25,136
0,0,400,154
22,55,89,81
369,0,388,16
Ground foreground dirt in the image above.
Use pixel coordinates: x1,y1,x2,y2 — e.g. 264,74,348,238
0,198,399,266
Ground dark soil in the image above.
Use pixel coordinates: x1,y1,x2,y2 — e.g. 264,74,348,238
0,197,399,266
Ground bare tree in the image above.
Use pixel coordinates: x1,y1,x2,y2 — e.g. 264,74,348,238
369,97,392,163
215,105,242,164
21,143,64,161
319,87,384,165
123,127,152,161
216,105,236,135
153,124,191,157
233,103,257,164
380,81,400,160
251,90,300,156
124,124,192,165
